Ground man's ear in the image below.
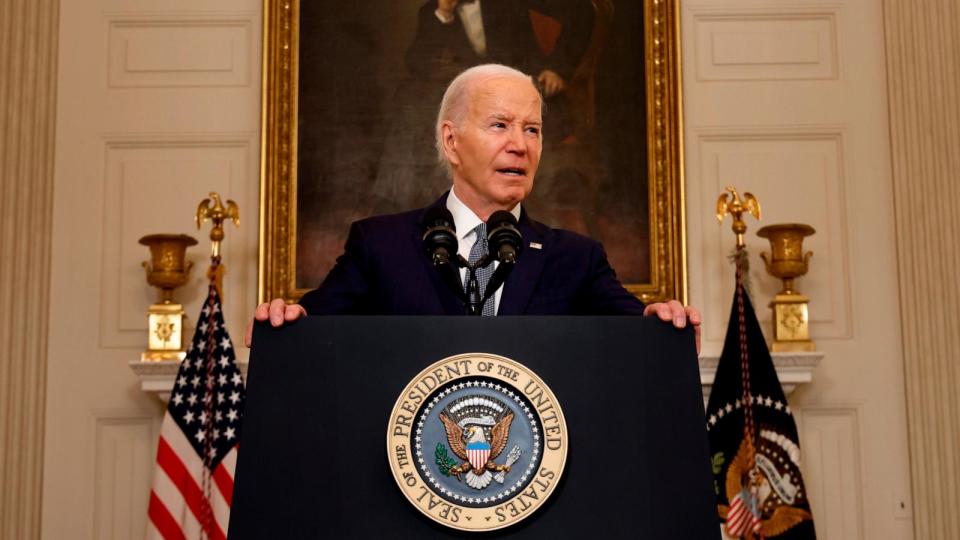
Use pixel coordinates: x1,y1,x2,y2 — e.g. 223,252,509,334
440,121,460,167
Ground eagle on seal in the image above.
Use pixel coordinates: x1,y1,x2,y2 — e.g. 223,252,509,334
439,411,514,490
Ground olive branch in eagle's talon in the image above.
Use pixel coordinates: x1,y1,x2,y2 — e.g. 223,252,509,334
435,443,459,477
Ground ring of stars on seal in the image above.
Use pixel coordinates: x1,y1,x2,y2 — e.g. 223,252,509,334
387,353,567,532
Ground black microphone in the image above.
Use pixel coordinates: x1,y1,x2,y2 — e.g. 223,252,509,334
422,207,458,267
486,210,522,265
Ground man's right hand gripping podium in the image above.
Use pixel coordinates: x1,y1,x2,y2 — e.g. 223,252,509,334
233,65,717,538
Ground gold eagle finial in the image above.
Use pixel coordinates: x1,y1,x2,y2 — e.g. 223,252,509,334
196,192,239,299
196,192,240,260
716,186,761,247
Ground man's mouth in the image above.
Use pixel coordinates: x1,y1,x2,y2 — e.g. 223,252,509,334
496,167,527,177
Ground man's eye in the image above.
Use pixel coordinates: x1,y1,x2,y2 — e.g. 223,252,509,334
491,122,506,129
526,127,540,135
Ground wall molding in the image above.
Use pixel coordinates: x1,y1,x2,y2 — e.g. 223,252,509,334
96,134,255,350
884,1,960,538
91,412,159,539
106,15,255,88
0,0,59,537
692,127,854,342
690,8,840,82
800,407,865,540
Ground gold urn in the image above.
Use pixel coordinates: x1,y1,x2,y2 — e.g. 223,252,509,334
139,234,197,361
757,224,816,352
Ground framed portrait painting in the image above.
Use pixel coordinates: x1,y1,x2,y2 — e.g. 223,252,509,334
259,0,685,304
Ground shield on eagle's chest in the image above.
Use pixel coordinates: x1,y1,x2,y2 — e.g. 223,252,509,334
466,441,491,470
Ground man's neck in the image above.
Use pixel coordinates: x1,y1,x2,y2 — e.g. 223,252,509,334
447,186,521,226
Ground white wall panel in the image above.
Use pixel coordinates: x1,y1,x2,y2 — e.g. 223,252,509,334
98,138,254,349
93,414,158,539
801,408,863,540
108,17,253,88
694,130,851,342
694,11,839,81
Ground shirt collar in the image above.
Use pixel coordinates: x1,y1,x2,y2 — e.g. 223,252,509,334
446,187,522,241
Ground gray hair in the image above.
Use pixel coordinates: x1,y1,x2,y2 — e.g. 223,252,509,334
434,64,542,176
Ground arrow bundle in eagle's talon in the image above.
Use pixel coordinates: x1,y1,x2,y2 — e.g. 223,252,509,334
494,445,522,484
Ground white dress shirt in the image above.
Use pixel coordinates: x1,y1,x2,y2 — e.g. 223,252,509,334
446,187,521,315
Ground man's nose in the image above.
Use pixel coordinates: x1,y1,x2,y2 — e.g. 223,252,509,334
505,126,526,155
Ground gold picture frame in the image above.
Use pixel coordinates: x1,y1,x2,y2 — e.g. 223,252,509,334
259,0,685,305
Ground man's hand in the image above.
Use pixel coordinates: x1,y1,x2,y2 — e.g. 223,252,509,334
644,300,702,354
537,69,566,98
244,298,307,347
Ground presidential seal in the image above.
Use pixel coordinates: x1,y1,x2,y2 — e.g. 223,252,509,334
387,353,567,532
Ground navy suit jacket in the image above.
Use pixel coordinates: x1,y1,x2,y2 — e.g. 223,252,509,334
299,195,645,316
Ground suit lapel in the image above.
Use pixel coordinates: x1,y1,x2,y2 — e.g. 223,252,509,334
497,209,547,315
415,193,465,315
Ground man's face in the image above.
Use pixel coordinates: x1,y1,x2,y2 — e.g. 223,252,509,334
445,76,542,219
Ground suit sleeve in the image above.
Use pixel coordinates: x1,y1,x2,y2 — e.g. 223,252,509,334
575,240,646,315
298,221,376,315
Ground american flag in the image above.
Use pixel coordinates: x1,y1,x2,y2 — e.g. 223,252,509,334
147,284,245,540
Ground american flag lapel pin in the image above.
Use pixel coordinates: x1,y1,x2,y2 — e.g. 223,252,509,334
529,242,543,250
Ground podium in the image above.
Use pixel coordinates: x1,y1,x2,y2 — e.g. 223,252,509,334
229,317,718,538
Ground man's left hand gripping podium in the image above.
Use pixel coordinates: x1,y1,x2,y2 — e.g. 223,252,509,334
229,316,719,539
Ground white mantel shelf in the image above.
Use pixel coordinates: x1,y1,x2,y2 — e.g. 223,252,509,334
130,352,823,404
699,351,823,405
129,359,249,403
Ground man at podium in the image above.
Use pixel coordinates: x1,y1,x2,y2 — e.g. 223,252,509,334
246,64,700,347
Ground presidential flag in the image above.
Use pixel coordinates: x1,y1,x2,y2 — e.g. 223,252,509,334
706,250,816,539
147,284,245,540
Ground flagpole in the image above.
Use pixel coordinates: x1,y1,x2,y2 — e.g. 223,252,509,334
196,193,239,539
717,187,764,539
735,244,765,539
196,192,240,299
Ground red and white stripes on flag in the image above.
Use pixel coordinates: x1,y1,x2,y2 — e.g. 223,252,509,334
726,489,762,538
467,445,491,471
147,416,236,540
146,284,245,540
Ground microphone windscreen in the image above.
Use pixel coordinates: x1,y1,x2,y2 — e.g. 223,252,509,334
424,207,456,231
486,210,518,230
486,210,522,263
422,206,458,267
